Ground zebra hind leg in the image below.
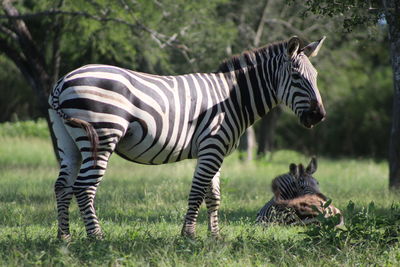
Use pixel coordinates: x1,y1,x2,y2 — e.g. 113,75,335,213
205,171,221,238
72,132,119,239
63,118,121,239
49,109,81,240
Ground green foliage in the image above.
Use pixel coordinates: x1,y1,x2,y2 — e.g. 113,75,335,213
301,0,382,32
304,201,400,250
57,0,236,74
0,119,49,138
0,56,34,122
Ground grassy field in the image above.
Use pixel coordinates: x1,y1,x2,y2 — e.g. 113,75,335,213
1,124,400,266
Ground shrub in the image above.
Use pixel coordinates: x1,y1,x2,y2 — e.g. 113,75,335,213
303,201,400,249
0,119,49,138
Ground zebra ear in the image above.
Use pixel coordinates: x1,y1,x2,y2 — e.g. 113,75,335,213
287,36,301,58
289,163,298,177
298,164,305,176
306,157,318,174
302,36,326,57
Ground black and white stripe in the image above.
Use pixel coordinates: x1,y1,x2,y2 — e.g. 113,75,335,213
256,157,322,224
48,36,326,239
257,158,343,225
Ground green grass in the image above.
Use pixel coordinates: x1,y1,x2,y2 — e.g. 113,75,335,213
1,132,400,266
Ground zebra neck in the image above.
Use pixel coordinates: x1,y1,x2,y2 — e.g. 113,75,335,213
216,42,286,130
227,63,278,129
280,189,300,200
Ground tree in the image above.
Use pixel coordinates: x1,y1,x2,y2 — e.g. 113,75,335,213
257,106,282,157
382,0,400,188
302,0,400,189
0,0,63,160
0,0,236,161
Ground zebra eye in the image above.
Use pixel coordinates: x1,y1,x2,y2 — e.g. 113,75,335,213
292,73,301,80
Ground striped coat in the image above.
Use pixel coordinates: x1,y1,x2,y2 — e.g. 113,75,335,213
48,36,327,239
257,158,342,225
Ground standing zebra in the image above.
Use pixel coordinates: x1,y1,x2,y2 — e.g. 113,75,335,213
48,36,326,239
256,158,342,225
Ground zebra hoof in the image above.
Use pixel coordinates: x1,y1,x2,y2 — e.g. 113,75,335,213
181,226,196,239
87,229,104,240
210,232,221,240
87,234,104,241
57,232,71,242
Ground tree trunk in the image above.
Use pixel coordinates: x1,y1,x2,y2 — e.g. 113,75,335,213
246,126,256,161
237,0,270,161
238,127,256,161
257,106,282,158
383,0,400,189
1,0,60,163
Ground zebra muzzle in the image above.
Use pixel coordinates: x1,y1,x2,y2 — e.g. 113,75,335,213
300,100,326,128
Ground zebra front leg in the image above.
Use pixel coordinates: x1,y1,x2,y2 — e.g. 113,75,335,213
205,170,221,238
181,156,223,238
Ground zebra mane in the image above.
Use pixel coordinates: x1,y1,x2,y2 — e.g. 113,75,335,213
216,40,287,73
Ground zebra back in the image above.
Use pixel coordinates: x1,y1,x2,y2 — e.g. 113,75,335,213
274,193,343,226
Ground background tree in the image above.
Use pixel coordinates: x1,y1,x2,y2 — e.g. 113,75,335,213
0,0,394,173
382,0,400,189
0,0,236,161
0,0,64,159
301,0,400,188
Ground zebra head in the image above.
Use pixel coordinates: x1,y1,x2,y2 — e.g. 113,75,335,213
290,157,321,195
271,157,319,200
279,36,326,128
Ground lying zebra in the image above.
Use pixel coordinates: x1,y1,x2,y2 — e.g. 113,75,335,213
256,158,343,225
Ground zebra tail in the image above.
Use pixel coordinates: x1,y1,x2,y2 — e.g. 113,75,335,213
66,117,99,168
49,82,99,167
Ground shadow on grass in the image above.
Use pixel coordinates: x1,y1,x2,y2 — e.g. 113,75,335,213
96,205,258,225
0,229,319,265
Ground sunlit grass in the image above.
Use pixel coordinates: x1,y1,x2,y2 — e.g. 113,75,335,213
0,135,399,266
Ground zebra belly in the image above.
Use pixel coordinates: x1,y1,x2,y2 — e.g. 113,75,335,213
115,121,192,165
